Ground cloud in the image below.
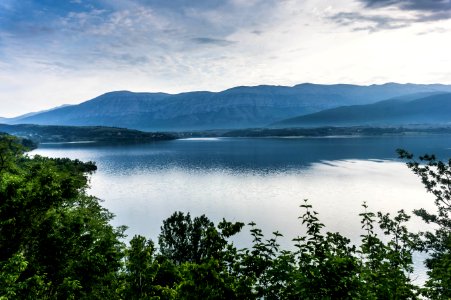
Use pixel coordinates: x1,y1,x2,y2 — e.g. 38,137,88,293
417,26,451,35
330,12,411,32
134,0,225,10
357,0,451,22
330,0,451,32
360,0,451,12
0,0,280,72
416,10,451,22
191,37,236,46
330,12,451,32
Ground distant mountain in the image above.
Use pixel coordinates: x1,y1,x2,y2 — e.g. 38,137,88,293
17,104,73,119
272,93,451,127
7,83,451,131
1,104,73,123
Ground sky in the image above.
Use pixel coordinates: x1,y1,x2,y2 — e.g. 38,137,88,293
1,0,451,117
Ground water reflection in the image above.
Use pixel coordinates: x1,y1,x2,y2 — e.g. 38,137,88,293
36,135,451,172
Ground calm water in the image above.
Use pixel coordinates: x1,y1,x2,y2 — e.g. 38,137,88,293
32,135,451,284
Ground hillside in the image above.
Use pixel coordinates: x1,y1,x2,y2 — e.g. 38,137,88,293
5,104,74,123
272,93,451,127
6,83,451,131
0,124,175,143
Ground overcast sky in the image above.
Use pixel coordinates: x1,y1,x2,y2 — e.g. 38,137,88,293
1,0,451,117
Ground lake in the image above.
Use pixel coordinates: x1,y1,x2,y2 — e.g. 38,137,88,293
32,135,451,284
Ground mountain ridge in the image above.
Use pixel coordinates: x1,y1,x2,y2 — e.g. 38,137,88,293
272,93,451,127
4,83,451,131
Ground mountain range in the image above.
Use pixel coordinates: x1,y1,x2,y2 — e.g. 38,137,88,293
2,83,451,131
273,93,451,127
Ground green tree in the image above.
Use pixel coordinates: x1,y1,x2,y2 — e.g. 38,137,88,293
237,223,296,299
121,235,179,299
0,135,125,299
398,149,451,299
0,134,34,173
289,200,362,299
158,212,243,265
158,212,246,299
359,203,420,299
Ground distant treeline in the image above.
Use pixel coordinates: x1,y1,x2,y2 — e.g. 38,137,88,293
0,124,176,143
2,124,451,145
1,133,449,299
177,126,451,138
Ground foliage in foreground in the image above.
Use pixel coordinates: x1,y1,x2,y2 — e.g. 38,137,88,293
0,133,449,299
397,149,451,299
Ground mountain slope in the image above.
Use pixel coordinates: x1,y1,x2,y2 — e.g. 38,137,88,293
272,93,451,127
8,83,451,131
6,104,74,123
0,124,175,143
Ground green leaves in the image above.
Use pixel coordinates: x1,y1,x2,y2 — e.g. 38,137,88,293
0,137,124,299
121,235,165,299
398,149,451,299
158,212,243,266
0,134,33,174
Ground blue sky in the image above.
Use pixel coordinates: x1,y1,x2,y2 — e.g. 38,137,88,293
1,0,451,117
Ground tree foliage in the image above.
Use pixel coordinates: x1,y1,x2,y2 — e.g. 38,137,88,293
398,149,451,299
0,134,125,299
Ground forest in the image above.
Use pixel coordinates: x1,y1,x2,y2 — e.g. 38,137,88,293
0,124,175,144
0,133,449,299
